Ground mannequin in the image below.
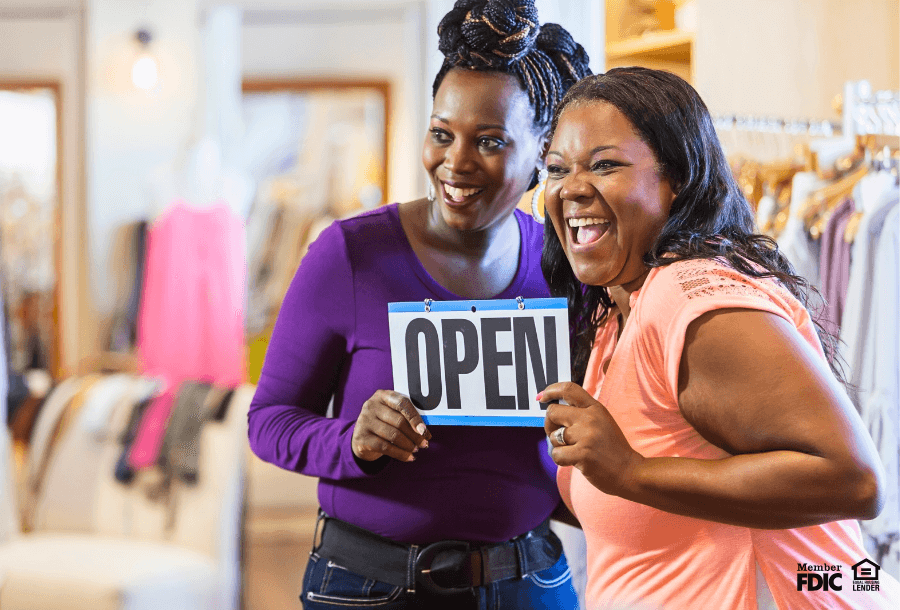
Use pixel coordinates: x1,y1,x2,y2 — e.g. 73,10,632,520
146,134,254,222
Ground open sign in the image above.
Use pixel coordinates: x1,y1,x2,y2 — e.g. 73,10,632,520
388,298,570,426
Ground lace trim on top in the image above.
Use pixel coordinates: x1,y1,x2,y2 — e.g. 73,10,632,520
672,259,793,305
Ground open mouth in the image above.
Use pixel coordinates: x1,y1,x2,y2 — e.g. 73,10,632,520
567,217,611,246
442,183,484,205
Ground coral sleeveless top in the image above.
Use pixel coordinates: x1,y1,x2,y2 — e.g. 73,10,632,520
559,258,900,610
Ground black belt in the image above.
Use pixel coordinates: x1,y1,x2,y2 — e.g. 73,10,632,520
312,511,562,595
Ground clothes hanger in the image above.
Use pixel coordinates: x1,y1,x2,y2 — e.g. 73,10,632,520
803,123,879,237
841,146,897,245
804,160,869,238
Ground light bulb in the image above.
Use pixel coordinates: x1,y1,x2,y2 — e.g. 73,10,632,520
132,54,158,90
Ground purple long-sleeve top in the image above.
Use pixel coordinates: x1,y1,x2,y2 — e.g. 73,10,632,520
248,203,560,544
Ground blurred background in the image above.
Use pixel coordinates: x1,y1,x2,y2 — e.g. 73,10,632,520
0,1,897,609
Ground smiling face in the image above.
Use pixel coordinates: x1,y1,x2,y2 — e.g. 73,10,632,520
423,68,545,233
544,101,676,290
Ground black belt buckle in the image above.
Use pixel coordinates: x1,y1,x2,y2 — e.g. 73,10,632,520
414,540,475,595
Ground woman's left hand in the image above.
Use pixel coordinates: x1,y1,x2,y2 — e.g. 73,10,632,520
540,382,643,497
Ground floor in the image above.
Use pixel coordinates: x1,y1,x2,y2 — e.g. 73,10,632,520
241,456,321,610
242,507,318,610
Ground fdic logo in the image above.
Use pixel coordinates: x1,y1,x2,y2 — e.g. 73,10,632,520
796,563,842,591
796,559,882,592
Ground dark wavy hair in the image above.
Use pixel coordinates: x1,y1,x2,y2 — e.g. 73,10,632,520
432,0,592,188
541,67,844,385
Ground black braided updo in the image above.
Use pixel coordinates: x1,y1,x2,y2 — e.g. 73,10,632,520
433,0,592,132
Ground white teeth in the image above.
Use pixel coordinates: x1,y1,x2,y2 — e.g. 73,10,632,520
444,184,482,200
567,217,611,227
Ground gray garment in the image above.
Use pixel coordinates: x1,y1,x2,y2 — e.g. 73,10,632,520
159,381,213,484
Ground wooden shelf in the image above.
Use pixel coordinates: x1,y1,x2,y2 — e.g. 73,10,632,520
79,350,141,375
606,29,694,61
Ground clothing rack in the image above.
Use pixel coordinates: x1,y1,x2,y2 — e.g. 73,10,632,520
842,80,900,138
713,80,900,139
712,114,841,138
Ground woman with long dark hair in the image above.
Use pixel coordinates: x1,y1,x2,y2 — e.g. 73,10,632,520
538,67,899,609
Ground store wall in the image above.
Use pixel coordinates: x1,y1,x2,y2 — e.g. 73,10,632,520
423,0,606,127
694,0,899,119
86,0,202,321
240,0,604,205
241,4,425,203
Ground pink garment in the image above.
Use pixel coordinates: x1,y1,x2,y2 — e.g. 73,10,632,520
129,202,246,469
819,197,855,336
560,258,900,610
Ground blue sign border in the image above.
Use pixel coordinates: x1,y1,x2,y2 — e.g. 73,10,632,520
389,297,567,313
421,415,546,427
391,297,567,428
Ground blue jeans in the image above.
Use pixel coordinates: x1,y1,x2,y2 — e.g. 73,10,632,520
300,550,578,609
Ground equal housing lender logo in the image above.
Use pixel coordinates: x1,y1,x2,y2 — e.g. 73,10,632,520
796,559,881,592
851,558,881,591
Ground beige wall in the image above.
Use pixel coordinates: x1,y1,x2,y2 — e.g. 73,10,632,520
694,0,899,119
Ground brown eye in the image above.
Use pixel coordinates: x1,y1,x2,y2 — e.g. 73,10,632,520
477,137,505,151
591,160,621,173
430,128,451,144
546,165,567,179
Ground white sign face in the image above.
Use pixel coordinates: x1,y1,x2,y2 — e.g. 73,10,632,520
388,298,570,426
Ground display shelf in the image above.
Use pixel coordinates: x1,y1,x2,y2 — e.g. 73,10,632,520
606,29,693,61
81,350,141,375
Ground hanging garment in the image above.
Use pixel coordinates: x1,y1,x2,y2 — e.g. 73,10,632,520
246,204,319,336
77,373,135,439
857,202,899,576
158,381,212,485
108,221,148,352
207,387,235,422
839,172,899,408
114,395,154,484
0,282,15,544
777,172,823,287
818,197,855,335
755,194,777,235
128,202,245,470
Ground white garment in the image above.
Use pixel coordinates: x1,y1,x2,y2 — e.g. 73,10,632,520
885,538,900,581
776,172,822,287
551,521,588,610
76,374,134,438
839,171,899,407
858,202,900,576
755,194,776,234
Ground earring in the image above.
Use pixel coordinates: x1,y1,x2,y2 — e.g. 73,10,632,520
427,181,435,202
531,168,548,224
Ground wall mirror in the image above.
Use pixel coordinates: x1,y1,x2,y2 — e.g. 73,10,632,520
240,80,390,380
0,82,60,382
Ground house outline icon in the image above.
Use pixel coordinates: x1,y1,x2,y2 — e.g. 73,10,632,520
852,558,880,581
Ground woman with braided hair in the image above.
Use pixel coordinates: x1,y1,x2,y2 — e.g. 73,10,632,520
248,1,591,608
